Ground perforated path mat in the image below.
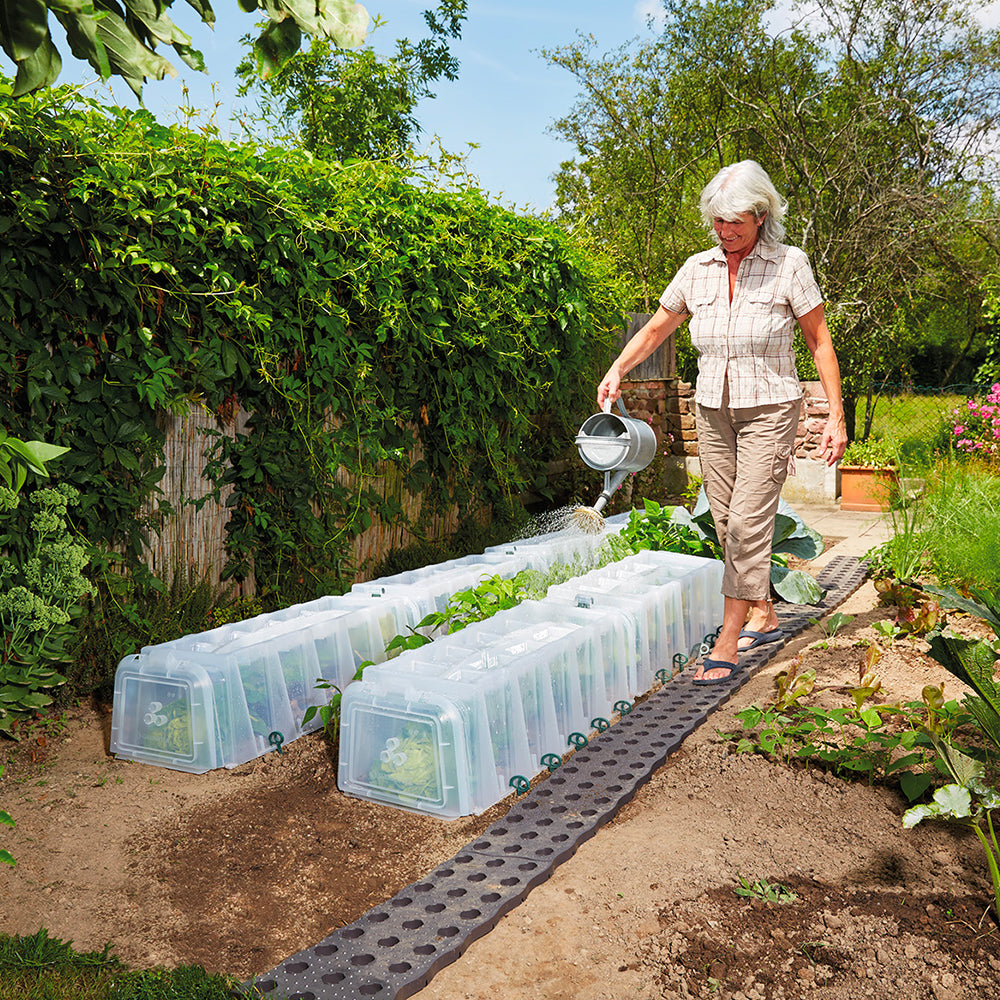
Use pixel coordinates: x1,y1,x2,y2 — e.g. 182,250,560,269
244,554,868,1000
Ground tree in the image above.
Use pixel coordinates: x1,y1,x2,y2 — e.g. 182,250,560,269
546,0,1000,434
0,0,369,98
236,1,466,163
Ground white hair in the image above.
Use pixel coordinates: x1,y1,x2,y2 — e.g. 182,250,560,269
699,160,787,245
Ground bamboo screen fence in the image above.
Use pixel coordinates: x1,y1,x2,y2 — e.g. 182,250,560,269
140,403,467,595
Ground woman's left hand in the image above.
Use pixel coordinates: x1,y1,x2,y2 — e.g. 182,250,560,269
819,414,848,466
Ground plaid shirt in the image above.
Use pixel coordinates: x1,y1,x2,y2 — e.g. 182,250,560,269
659,241,824,408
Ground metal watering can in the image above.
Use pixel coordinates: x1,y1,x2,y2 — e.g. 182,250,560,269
573,397,657,521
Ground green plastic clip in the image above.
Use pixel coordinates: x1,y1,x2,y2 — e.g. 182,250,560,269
673,652,687,671
509,775,530,794
591,717,610,733
614,700,632,716
541,753,562,772
267,731,285,755
655,669,668,684
567,732,588,749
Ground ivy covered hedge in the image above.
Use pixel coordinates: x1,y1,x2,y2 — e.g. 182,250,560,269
0,87,623,599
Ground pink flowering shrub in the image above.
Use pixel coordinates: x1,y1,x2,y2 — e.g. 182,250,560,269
952,383,1000,460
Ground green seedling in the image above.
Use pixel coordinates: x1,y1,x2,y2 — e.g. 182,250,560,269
728,660,973,801
808,611,854,648
735,875,798,904
773,656,815,710
873,619,905,641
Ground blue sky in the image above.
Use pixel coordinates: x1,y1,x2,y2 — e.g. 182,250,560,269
50,0,1000,211
56,2,666,212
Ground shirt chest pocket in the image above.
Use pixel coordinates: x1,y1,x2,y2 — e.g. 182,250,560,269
745,286,795,322
689,291,723,317
745,287,776,311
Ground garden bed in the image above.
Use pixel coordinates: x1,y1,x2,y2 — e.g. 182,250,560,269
3,575,1000,999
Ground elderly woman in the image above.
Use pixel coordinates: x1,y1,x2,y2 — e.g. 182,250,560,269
598,160,847,684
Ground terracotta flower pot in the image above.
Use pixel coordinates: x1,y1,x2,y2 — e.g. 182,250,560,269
839,465,899,512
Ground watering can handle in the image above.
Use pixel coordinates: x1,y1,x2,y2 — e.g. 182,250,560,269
602,396,630,417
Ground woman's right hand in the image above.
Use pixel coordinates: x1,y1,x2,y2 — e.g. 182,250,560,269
597,368,621,409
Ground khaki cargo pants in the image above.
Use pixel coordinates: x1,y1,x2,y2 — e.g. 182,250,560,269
695,381,800,601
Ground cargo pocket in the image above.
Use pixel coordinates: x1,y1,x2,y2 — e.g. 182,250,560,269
770,443,793,484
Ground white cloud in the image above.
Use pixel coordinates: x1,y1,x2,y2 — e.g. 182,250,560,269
979,1,1000,30
633,1,668,32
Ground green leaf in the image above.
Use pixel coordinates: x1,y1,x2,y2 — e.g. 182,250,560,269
771,565,825,604
860,708,882,728
899,770,935,802
925,632,1000,752
20,692,53,709
934,783,973,818
122,0,195,49
298,0,369,48
54,2,176,93
252,16,301,79
4,438,70,473
10,28,60,94
925,585,1000,635
0,0,49,61
937,737,986,787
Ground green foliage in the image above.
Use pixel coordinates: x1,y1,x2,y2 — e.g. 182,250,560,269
915,465,1000,591
0,0,368,97
841,437,897,468
0,484,93,734
865,459,1000,592
679,472,703,509
903,741,1000,921
0,90,621,606
0,429,69,495
735,876,798,905
807,611,853,648
610,498,721,559
725,669,975,801
921,585,1000,755
238,3,467,162
0,928,239,999
411,574,531,638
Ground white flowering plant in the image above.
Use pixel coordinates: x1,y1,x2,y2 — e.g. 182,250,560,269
0,483,94,735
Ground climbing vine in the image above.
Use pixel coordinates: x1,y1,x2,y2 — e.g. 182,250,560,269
0,84,624,600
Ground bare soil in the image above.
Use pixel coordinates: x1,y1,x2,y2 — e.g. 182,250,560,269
3,577,1000,1000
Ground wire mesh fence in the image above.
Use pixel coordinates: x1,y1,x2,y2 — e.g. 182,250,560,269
852,383,981,466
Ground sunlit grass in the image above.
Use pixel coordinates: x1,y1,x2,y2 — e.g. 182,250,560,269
0,930,242,1000
914,460,1000,590
867,391,967,470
